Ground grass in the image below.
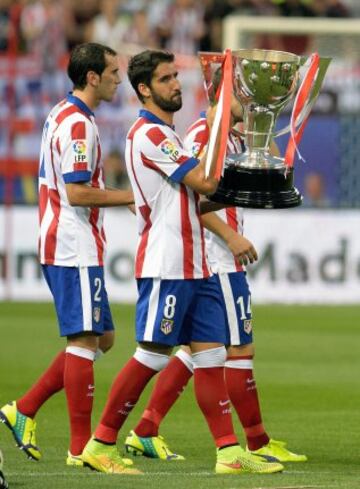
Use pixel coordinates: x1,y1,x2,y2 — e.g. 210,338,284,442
0,302,359,489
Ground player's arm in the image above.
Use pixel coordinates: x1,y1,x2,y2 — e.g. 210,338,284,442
66,183,134,207
201,211,258,265
199,199,231,215
182,105,224,195
61,118,135,207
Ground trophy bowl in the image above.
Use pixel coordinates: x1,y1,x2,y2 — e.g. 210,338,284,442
206,48,330,209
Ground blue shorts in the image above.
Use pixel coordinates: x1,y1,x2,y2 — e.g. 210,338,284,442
136,275,227,346
42,265,114,337
218,271,253,346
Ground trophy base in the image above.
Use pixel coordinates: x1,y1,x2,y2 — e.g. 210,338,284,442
209,166,302,209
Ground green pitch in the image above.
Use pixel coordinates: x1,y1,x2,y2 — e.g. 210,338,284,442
0,302,359,489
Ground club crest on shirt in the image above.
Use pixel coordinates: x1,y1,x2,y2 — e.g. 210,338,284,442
93,307,101,323
160,139,180,161
244,319,252,334
160,318,174,335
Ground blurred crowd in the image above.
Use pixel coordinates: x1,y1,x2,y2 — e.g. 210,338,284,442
0,0,356,207
0,0,353,69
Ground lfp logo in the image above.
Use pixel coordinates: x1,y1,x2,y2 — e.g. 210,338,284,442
73,140,86,155
160,139,180,161
73,140,87,162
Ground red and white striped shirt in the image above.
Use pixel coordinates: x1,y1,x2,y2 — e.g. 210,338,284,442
125,109,210,280
184,115,245,274
38,94,106,266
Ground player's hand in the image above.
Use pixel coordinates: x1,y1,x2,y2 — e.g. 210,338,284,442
226,233,258,266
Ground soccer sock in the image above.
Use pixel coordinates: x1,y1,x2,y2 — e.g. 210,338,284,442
193,348,237,448
134,350,194,437
225,355,270,450
94,349,169,444
64,347,96,456
17,350,66,418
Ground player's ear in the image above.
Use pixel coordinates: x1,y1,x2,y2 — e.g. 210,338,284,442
87,70,100,88
138,83,151,100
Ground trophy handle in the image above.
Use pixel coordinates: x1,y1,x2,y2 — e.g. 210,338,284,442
272,57,331,138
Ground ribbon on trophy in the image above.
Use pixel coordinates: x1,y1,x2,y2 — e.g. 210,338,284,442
203,49,233,180
285,52,320,168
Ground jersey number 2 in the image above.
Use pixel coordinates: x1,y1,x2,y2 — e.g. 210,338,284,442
94,277,102,302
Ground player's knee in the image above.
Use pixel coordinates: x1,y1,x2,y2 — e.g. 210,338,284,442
67,332,98,351
98,331,115,353
134,346,170,371
227,342,254,358
192,346,227,369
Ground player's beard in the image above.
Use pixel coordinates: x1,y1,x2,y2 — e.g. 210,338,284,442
151,89,182,112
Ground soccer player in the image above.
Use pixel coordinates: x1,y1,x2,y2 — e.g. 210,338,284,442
81,49,284,475
0,43,135,468
124,100,307,463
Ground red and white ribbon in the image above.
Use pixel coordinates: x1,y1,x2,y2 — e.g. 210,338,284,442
205,48,233,180
285,52,320,168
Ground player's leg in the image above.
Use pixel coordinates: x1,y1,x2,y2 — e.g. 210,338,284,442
0,330,114,464
16,351,66,419
51,265,113,460
188,275,283,474
221,271,307,463
226,342,271,450
0,348,65,460
83,277,194,474
124,346,193,460
134,346,193,438
2,304,114,423
219,270,270,449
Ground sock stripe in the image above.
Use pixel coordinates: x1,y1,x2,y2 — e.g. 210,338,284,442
175,349,194,373
65,346,96,362
225,359,253,369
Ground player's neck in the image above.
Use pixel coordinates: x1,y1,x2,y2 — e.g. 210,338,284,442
72,89,98,111
143,102,174,126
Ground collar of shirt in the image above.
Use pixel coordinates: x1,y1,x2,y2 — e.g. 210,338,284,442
67,93,95,118
139,109,175,130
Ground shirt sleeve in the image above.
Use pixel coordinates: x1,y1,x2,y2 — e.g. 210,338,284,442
183,119,209,159
59,117,95,184
141,125,199,183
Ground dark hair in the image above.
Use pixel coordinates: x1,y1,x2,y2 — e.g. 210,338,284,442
209,66,222,104
212,66,222,94
67,43,117,90
127,50,175,102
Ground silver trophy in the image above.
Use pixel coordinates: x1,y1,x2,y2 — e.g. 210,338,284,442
200,49,331,208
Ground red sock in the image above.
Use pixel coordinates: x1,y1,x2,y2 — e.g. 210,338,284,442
64,352,94,456
193,367,237,448
225,356,269,450
94,357,158,444
17,351,65,418
135,355,193,437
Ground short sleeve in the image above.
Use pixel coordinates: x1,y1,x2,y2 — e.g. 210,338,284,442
183,119,209,159
59,117,95,184
141,125,199,183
